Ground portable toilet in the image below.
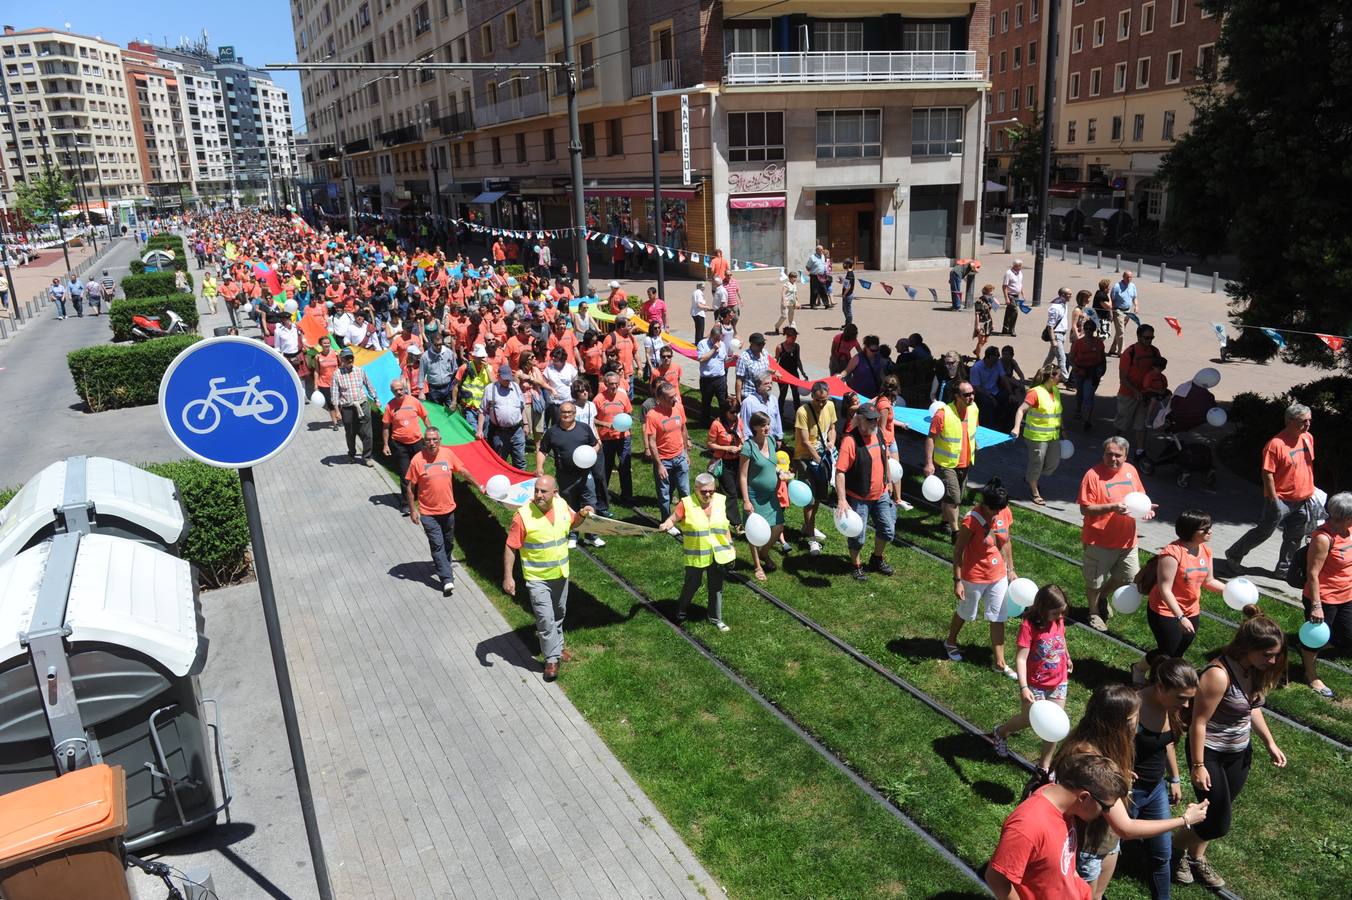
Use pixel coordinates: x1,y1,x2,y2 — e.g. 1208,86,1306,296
0,532,230,850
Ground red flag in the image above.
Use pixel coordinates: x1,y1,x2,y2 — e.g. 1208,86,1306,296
1319,334,1346,353
880,282,894,295
646,244,656,254
678,252,686,263
1164,316,1183,336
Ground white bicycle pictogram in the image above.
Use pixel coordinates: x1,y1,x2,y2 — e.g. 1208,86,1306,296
181,376,289,435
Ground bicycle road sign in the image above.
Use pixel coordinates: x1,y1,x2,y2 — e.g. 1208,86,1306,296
159,336,306,468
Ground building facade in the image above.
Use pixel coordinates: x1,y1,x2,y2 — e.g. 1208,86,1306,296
123,44,196,209
983,0,1052,204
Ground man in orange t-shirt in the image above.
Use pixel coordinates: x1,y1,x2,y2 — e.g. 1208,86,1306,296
1078,435,1152,630
1224,402,1317,578
595,367,634,504
643,381,692,523
406,427,470,596
383,378,429,515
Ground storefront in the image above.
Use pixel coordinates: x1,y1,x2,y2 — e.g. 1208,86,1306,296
729,194,786,269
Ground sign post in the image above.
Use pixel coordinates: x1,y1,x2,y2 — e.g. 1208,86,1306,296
159,337,334,900
680,94,692,187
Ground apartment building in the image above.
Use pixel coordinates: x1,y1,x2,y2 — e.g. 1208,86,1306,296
0,25,145,223
123,44,196,208
984,0,1052,203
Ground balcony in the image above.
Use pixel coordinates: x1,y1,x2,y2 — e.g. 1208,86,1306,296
344,137,372,155
379,123,424,147
475,91,549,127
434,111,475,136
630,59,686,97
723,51,982,87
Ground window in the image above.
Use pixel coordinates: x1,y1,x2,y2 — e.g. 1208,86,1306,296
1014,46,1022,69
1031,0,1040,20
1136,57,1152,88
515,132,527,163
533,0,544,33
1111,115,1123,140
1086,118,1097,142
1090,67,1102,95
481,24,494,56
607,118,622,155
414,2,430,35
726,23,772,54
581,121,596,157
491,136,502,164
1066,120,1077,143
1118,10,1131,39
1072,25,1083,53
1028,40,1037,65
1068,72,1080,99
1027,85,1036,108
1198,44,1218,80
1114,62,1128,92
903,22,952,51
1141,2,1155,34
817,109,882,158
1000,11,1009,33
1093,18,1106,47
1133,113,1145,141
1162,109,1176,140
997,90,1005,113
579,42,595,89
728,111,785,162
813,21,864,51
1010,86,1019,110
506,11,519,45
553,50,567,95
1170,0,1185,25
659,109,676,151
1000,51,1007,73
910,107,962,157
1166,50,1182,83
543,128,556,160
1016,3,1024,27
989,16,996,36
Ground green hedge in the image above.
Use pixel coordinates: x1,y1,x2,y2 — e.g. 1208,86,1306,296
0,486,15,509
1225,374,1352,493
68,335,200,412
142,460,251,588
504,264,526,276
107,296,200,341
122,271,192,298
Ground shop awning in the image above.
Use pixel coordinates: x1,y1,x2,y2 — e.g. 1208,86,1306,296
802,181,899,192
567,184,701,200
471,190,507,204
729,195,786,209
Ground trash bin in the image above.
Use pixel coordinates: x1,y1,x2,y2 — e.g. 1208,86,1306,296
0,533,230,850
0,763,131,900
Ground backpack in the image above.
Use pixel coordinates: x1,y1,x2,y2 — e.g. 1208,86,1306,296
1286,539,1312,590
1134,554,1164,595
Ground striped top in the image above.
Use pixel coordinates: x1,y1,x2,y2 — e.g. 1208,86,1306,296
1203,656,1255,753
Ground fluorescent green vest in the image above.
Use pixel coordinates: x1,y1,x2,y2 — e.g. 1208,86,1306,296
1024,384,1063,443
680,495,735,569
520,496,572,581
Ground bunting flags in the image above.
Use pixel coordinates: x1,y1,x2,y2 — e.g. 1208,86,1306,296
1211,323,1229,347
928,288,939,303
1260,328,1285,349
1319,334,1346,353
1163,316,1183,336
858,279,873,290
905,285,918,299
880,282,894,295
1017,300,1033,314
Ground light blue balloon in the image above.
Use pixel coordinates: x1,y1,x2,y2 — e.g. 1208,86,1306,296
1300,621,1331,650
1005,594,1029,618
787,479,813,508
612,412,633,432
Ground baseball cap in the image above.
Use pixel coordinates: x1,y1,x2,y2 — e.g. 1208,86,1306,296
339,347,355,358
608,280,620,289
406,343,423,356
497,363,514,378
472,344,488,359
858,403,880,421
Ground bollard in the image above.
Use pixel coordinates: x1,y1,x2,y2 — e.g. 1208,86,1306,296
1184,266,1191,288
1096,250,1102,269
1061,243,1067,261
1212,272,1219,293
1160,263,1167,283
1078,246,1084,265
0,317,8,339
1114,254,1121,272
1138,259,1145,278
25,301,33,318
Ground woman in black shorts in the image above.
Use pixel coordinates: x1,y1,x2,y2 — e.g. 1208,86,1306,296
1301,491,1352,698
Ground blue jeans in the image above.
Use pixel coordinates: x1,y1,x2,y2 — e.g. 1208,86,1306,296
53,296,67,317
421,511,456,586
488,423,527,470
655,453,690,521
847,493,896,553
949,270,963,310
1130,778,1173,899
842,292,854,325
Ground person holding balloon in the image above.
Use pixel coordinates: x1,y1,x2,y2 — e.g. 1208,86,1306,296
834,404,896,582
657,473,735,633
944,477,1018,678
1299,491,1352,698
536,401,607,549
1078,437,1154,632
595,367,635,506
706,400,745,530
739,411,791,581
1131,510,1227,684
992,585,1072,771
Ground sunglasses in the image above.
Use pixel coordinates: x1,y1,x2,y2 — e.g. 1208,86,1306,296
958,391,976,399
697,488,716,495
1087,793,1114,814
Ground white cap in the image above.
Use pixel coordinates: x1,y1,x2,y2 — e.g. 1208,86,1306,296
608,280,620,289
472,344,488,359
406,343,423,356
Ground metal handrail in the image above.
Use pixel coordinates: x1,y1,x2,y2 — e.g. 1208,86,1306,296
723,51,981,86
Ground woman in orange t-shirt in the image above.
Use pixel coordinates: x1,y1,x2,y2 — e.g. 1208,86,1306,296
1302,493,1352,697
706,401,744,529
945,477,1018,677
1139,510,1226,679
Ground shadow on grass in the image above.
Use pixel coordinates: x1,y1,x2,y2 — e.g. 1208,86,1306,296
931,733,1017,806
889,635,997,671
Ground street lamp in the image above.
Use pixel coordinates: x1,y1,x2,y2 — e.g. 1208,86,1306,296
1030,0,1063,307
34,121,72,273
649,83,705,303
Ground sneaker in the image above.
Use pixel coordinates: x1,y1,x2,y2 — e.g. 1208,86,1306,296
1312,683,1335,699
1190,857,1225,889
1173,852,1194,885
991,726,1009,758
943,642,964,662
442,582,455,597
993,664,1018,680
362,458,374,468
812,528,826,541
1088,614,1108,632
711,618,731,633
777,540,793,554
807,540,822,556
850,566,869,582
868,555,894,576
667,526,681,537
588,535,606,548
568,536,578,549
896,499,914,511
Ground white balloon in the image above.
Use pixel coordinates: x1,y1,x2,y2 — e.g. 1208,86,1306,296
888,458,904,483
928,400,945,416
283,299,298,313
310,390,326,408
1059,439,1075,459
921,475,945,503
1008,577,1039,610
1112,584,1143,615
1222,577,1258,611
1206,407,1228,428
1193,367,1222,389
1029,700,1071,742
1122,491,1152,520
572,445,598,469
502,299,516,315
745,513,772,547
485,474,511,500
834,508,864,538
731,338,742,352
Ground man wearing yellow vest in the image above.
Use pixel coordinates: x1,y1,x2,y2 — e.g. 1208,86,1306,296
503,475,593,681
657,472,734,632
925,381,981,539
452,343,493,435
1010,363,1066,505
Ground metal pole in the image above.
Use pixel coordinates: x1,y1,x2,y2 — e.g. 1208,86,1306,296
264,140,277,210
0,231,22,324
1029,0,1061,307
650,94,666,302
237,467,335,900
36,122,73,273
65,149,98,255
561,0,591,297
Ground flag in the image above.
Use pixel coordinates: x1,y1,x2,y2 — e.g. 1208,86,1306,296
1211,323,1229,346
1125,312,1142,326
1164,316,1182,336
1260,327,1285,349
666,248,675,260
1319,334,1346,353
678,252,686,263
928,288,939,303
744,262,754,270
601,234,610,245
880,282,894,295
647,244,656,254
858,279,873,290
691,253,701,264
904,284,918,299
1018,300,1033,314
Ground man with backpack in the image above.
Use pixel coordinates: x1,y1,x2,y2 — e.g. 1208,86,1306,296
1078,436,1154,631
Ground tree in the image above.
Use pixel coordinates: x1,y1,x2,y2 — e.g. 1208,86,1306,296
1159,0,1352,370
14,168,75,226
1005,118,1045,202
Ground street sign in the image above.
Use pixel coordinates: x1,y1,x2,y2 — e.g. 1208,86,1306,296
158,336,305,468
680,94,692,186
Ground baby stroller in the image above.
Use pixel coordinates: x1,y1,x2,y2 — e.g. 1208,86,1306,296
1138,382,1218,487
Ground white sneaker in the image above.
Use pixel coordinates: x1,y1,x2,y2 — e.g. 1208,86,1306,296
568,536,578,549
812,528,826,541
897,500,914,511
588,535,606,548
711,619,731,633
808,540,822,556
667,526,680,537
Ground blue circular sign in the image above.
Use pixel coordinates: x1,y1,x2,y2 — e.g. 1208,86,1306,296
158,336,306,468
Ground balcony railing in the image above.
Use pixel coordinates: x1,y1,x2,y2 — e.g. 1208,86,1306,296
723,51,981,86
379,123,424,147
630,59,685,97
434,111,475,135
475,91,549,127
344,137,372,155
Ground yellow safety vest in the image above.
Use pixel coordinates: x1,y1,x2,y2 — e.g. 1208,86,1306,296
680,495,736,569
519,496,572,581
1023,384,1063,443
459,363,491,409
933,402,979,468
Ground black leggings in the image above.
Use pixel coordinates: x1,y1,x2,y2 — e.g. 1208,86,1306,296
1302,596,1352,653
1190,744,1252,841
1147,608,1201,658
678,563,725,620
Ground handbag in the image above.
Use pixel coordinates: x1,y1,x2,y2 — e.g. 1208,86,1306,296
1040,325,1052,342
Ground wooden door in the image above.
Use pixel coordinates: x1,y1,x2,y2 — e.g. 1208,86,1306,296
828,210,855,262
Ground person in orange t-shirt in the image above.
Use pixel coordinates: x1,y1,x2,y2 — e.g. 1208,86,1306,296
1136,509,1225,683
383,378,429,515
643,382,692,522
594,367,634,504
1078,436,1152,631
834,404,894,580
405,428,469,597
945,477,1018,676
1302,493,1352,697
1224,403,1317,578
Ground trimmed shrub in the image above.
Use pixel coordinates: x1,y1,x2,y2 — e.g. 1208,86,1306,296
68,335,200,411
1223,375,1352,493
504,264,526,277
142,460,251,588
123,271,192,298
0,486,16,509
107,296,201,341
